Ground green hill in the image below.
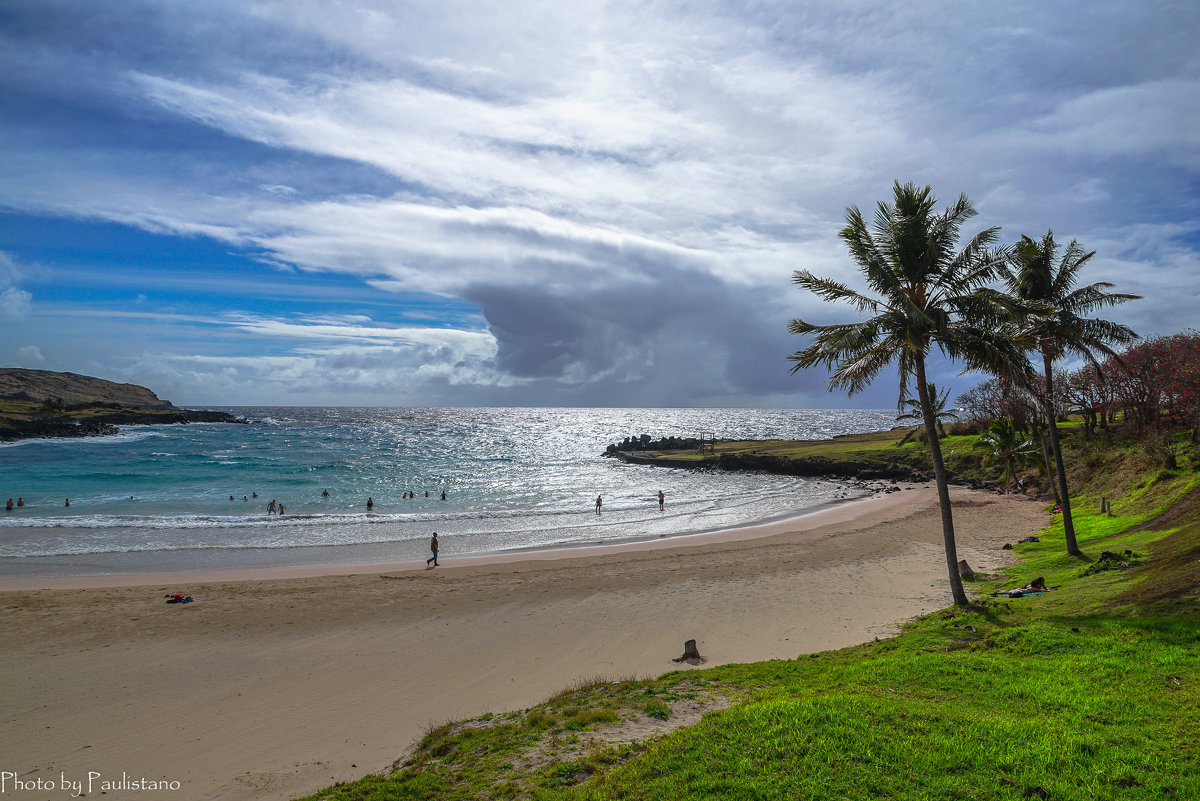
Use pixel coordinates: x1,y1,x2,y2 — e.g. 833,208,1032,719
0,367,174,408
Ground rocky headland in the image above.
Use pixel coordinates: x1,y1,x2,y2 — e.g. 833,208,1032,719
604,430,1005,491
0,368,244,442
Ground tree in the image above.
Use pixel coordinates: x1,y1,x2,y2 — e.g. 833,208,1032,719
896,381,959,445
999,231,1139,556
976,419,1039,489
788,181,1023,607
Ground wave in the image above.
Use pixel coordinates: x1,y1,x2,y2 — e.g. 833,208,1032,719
0,430,161,449
0,496,751,530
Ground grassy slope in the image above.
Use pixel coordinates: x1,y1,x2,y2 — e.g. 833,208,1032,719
659,430,912,461
631,427,1001,486
301,431,1200,801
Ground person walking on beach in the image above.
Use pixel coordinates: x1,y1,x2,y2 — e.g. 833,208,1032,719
426,531,439,567
658,490,665,511
595,495,603,514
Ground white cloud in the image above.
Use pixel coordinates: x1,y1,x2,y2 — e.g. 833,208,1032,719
0,1,1196,405
1022,79,1200,167
15,345,45,366
0,287,32,320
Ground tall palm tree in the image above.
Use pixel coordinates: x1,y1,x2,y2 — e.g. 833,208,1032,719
788,181,1024,607
896,381,959,445
1000,231,1139,556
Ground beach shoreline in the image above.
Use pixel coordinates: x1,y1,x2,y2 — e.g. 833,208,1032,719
0,486,1048,801
0,484,894,590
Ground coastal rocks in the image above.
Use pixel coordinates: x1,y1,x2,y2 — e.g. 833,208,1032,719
0,408,245,443
82,408,246,426
0,418,120,442
606,434,710,454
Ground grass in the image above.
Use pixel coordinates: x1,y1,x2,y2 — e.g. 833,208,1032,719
642,429,913,462
299,429,1200,801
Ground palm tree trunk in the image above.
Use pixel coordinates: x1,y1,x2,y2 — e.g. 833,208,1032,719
1033,414,1060,503
1042,352,1082,556
916,356,969,606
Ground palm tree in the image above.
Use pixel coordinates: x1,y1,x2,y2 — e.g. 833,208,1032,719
896,381,959,445
976,418,1039,489
1000,231,1139,556
788,181,1025,607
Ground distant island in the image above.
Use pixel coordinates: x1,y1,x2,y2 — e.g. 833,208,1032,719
0,368,244,442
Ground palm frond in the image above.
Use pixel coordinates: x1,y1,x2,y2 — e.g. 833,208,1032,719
791,271,881,313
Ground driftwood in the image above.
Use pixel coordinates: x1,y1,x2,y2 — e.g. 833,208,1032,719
673,639,705,664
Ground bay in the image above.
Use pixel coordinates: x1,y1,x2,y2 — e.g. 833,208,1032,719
0,407,895,577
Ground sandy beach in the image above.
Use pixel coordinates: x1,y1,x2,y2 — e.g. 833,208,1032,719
0,487,1047,800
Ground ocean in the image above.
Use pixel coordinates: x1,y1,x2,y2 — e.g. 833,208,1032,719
0,407,895,577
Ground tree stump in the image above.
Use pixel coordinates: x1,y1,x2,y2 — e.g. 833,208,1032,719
673,639,705,663
957,559,975,579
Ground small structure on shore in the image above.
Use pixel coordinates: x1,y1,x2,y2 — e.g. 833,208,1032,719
673,639,706,664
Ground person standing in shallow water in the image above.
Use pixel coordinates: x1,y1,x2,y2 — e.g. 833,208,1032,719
595,495,602,514
426,531,439,567
658,490,665,511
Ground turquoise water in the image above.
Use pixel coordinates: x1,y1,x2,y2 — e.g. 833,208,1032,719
0,407,894,576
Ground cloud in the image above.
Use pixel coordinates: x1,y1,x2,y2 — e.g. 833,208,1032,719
0,1,1196,406
0,252,33,320
0,287,32,320
15,345,45,366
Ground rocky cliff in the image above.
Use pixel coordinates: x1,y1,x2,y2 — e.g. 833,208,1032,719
0,368,244,442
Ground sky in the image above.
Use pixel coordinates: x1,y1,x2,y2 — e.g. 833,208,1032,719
1,0,1197,408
